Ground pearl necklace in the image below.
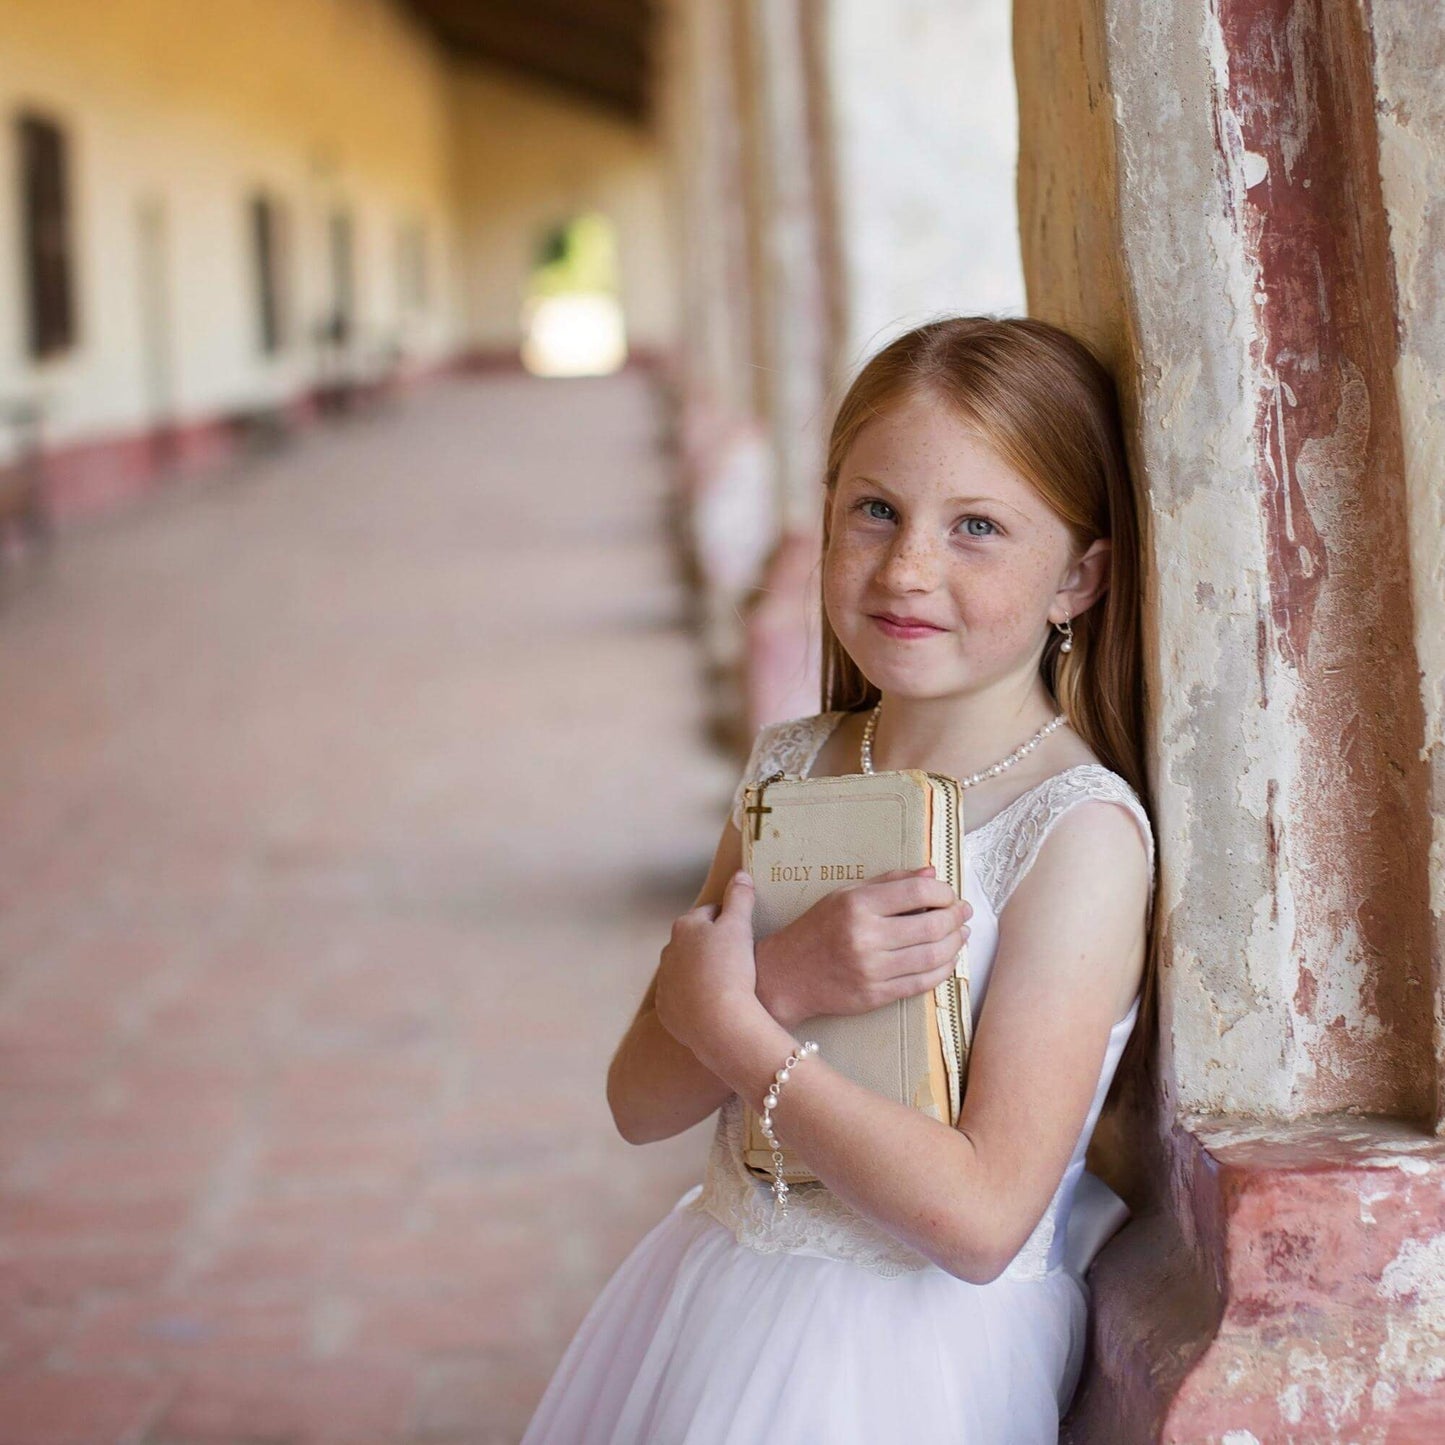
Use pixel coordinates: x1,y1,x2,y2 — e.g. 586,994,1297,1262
860,701,1068,786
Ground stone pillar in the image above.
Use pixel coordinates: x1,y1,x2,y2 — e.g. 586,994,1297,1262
663,0,840,734
658,0,777,735
1370,1,1445,1123
735,0,835,536
727,0,838,727
1016,1,1445,1436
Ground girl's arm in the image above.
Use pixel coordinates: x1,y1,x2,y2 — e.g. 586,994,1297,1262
608,809,965,1143
606,818,801,1145
606,990,732,1146
681,799,1151,1285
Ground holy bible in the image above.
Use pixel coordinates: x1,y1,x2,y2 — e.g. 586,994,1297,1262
738,766,972,1182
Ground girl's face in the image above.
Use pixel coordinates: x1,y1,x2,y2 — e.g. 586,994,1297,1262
823,388,1101,701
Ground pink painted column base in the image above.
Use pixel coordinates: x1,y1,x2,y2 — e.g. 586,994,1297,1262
1065,1116,1445,1442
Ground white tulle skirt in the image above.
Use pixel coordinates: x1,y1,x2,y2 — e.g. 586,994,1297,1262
520,1183,1089,1444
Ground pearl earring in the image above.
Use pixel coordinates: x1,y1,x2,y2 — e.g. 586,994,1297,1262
1056,612,1074,653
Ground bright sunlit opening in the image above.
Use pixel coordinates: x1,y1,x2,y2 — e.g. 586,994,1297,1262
520,210,627,378
521,292,627,377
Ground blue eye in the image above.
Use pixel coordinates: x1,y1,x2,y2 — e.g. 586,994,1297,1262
852,498,999,537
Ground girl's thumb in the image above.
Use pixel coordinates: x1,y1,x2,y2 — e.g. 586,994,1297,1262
729,869,754,900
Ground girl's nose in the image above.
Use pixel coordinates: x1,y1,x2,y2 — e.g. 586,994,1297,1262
877,531,942,591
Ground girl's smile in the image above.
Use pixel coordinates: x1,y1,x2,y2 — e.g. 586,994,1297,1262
870,612,950,639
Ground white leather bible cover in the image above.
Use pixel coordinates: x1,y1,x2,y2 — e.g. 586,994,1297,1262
739,767,971,1182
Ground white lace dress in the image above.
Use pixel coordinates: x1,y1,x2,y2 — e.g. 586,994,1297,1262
522,710,1156,1445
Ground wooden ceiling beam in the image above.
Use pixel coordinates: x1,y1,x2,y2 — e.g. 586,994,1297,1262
418,0,649,57
448,39,645,121
411,0,651,120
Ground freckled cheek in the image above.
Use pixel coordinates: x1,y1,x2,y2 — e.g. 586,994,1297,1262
825,545,858,574
960,579,1051,657
822,576,855,641
821,546,869,609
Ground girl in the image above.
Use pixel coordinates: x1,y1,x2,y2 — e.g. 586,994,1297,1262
521,316,1156,1443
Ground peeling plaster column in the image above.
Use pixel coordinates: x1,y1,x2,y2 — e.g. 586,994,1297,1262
1368,2,1445,1117
734,0,835,536
1016,0,1445,1438
658,0,777,720
707,0,841,727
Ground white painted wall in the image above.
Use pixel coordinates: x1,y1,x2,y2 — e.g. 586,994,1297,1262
825,0,1026,371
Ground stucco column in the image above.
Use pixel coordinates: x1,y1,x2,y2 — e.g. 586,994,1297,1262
1370,1,1445,1121
659,0,777,729
733,0,834,536
703,0,839,729
1016,1,1445,1437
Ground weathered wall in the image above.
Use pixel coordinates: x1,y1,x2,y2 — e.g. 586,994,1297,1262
1369,0,1445,1113
826,0,1025,368
1023,0,1434,1124
1018,0,1445,1436
448,61,677,355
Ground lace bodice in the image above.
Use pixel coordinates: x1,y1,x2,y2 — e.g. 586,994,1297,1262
687,709,1156,1281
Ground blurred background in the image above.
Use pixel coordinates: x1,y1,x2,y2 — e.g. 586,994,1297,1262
0,1,1021,1441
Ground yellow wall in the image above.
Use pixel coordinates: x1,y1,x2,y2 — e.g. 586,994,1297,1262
0,0,451,203
0,0,676,458
0,0,454,452
449,61,677,353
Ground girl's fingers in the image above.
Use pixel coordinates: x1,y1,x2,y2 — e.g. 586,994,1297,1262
869,876,965,917
882,949,967,1002
880,904,969,951
883,932,967,982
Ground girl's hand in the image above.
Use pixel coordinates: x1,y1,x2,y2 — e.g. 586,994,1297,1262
654,870,765,1064
756,867,971,1031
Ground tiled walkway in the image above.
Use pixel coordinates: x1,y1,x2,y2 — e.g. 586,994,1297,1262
0,372,730,1443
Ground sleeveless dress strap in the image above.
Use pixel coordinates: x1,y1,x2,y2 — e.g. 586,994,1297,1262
976,765,1156,917
729,713,841,834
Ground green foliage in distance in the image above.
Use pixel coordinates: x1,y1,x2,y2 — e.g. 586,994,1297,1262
529,211,619,298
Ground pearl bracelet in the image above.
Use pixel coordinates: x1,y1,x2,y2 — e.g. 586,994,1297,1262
758,1039,820,1217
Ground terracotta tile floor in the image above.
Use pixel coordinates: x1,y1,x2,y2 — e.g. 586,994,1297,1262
0,371,726,1444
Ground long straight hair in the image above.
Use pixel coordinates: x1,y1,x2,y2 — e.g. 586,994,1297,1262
817,316,1157,1095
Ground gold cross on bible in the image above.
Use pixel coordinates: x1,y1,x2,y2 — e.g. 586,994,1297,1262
744,772,786,840
743,793,772,841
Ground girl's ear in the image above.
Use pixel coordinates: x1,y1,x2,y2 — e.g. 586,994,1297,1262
1059,537,1112,617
